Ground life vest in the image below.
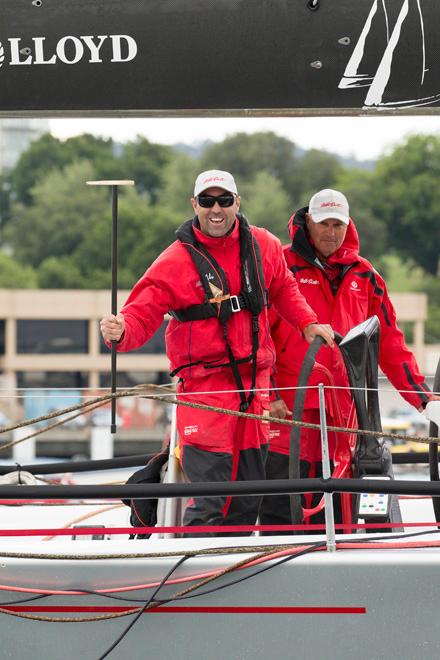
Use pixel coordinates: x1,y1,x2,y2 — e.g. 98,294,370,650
170,213,267,411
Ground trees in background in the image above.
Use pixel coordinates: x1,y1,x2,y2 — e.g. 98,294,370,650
1,134,186,288
373,135,440,277
7,134,119,209
6,160,106,269
239,171,291,239
199,132,342,210
291,148,343,207
0,253,37,288
200,132,298,196
119,138,174,202
334,168,387,264
0,128,438,339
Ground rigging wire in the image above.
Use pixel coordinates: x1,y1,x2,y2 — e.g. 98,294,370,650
0,528,439,600
97,554,188,660
1,528,440,655
156,528,440,603
0,594,48,606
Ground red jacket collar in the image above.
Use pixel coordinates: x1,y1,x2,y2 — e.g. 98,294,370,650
192,217,240,248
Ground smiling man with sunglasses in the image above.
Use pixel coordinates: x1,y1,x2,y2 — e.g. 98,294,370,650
100,169,334,536
192,176,239,239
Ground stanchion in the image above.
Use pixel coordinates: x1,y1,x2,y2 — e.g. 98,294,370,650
319,383,336,552
157,404,182,538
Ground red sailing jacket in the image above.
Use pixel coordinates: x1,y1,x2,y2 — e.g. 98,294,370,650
115,217,317,381
270,207,431,422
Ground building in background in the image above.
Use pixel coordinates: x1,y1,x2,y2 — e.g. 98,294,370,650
0,289,434,423
0,118,50,173
0,288,434,459
0,289,170,429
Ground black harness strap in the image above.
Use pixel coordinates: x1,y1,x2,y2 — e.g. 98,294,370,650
170,214,266,411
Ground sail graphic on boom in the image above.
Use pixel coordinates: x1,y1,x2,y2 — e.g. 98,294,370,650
339,0,440,109
338,0,391,90
365,0,440,108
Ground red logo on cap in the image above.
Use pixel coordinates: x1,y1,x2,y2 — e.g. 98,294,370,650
203,176,226,184
320,202,343,208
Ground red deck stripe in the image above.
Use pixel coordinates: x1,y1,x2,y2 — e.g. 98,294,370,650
2,605,366,614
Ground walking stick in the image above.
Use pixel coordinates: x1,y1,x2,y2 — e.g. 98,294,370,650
86,179,135,433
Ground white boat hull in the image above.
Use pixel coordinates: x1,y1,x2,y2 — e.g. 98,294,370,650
1,533,439,660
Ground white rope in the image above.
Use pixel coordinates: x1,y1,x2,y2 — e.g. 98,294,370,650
0,470,37,485
0,384,436,399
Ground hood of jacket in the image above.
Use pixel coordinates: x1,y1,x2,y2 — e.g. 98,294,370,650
287,206,360,267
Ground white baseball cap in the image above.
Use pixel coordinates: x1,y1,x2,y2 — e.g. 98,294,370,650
308,189,350,225
194,169,238,197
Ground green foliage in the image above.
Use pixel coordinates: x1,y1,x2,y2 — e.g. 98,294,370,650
199,133,343,225
373,135,440,276
292,149,343,208
419,277,440,343
380,255,425,293
0,252,38,288
70,187,180,285
0,124,438,361
37,256,84,289
8,133,119,207
335,168,387,262
119,137,174,202
426,305,440,344
160,152,202,218
200,131,298,193
8,133,66,206
378,255,440,344
4,153,188,289
5,160,107,267
6,131,175,212
240,171,291,241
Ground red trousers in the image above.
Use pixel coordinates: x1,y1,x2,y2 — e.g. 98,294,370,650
176,367,271,534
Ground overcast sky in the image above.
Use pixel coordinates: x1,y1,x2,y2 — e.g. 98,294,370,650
50,115,440,161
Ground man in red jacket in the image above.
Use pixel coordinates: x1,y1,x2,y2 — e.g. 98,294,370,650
100,170,334,535
260,188,440,529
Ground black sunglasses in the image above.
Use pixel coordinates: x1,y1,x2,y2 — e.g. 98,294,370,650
197,193,235,208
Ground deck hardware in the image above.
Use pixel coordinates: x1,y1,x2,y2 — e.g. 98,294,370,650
307,0,320,11
310,60,322,69
319,383,336,552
